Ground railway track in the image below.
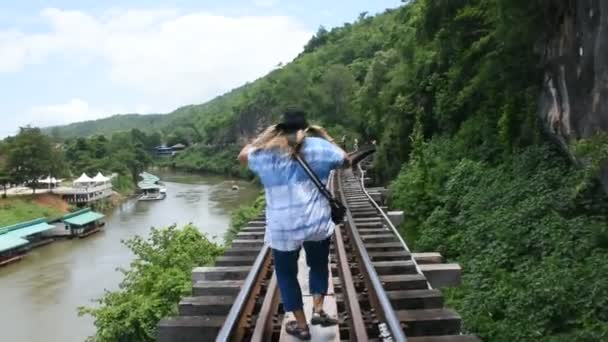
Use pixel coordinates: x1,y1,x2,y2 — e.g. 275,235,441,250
158,160,479,342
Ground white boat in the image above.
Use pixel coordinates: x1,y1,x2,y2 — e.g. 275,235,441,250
137,172,167,201
138,191,166,201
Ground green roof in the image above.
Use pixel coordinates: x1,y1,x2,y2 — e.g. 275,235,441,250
138,181,161,190
0,218,55,253
138,172,162,190
140,172,160,183
63,208,105,226
0,236,28,253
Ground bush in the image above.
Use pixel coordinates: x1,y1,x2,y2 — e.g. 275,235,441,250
224,194,265,246
111,174,136,195
389,141,608,341
79,225,223,342
171,145,252,179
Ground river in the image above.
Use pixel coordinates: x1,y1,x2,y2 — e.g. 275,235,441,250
0,172,259,342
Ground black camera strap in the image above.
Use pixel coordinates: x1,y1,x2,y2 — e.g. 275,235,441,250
294,153,340,204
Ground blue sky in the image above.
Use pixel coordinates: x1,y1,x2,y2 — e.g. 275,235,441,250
0,0,403,138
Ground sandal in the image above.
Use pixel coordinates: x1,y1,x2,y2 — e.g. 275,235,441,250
310,310,338,326
285,320,311,340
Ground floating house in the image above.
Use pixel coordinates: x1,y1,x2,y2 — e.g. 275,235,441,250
55,172,113,204
0,218,54,266
138,172,167,201
171,143,186,151
155,144,186,156
62,208,105,238
155,145,173,155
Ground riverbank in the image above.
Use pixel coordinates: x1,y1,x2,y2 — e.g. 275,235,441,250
0,194,70,226
155,144,251,179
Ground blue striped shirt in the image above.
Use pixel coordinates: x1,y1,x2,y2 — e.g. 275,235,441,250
248,137,345,251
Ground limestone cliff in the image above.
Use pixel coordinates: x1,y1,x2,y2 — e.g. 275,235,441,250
539,0,608,190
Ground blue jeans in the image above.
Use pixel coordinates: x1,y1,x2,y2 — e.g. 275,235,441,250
271,237,331,312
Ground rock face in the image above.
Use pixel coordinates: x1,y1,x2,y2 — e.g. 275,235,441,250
539,0,608,190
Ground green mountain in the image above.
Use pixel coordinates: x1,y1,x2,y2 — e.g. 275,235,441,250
44,113,167,139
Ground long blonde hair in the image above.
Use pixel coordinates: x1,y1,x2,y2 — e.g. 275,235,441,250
250,125,336,153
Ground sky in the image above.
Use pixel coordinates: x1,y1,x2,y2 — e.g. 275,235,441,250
0,0,403,138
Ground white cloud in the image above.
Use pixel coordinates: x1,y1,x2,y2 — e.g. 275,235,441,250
253,0,280,8
0,7,312,106
25,98,130,127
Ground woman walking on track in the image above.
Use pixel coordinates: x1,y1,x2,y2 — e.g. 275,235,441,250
238,109,350,340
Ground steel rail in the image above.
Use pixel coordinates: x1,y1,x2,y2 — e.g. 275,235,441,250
334,220,370,340
337,170,408,342
329,170,370,341
250,273,279,342
356,161,432,290
215,244,271,342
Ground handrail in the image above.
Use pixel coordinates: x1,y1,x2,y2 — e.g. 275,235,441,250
337,171,408,342
357,161,431,289
215,244,270,342
54,184,112,194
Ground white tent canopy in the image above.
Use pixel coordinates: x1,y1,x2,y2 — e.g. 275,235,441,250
93,172,110,183
39,176,61,184
74,173,94,184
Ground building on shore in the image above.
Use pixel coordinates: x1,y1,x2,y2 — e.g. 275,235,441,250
0,218,55,266
155,145,173,155
39,176,62,190
155,144,187,156
61,208,105,238
55,172,113,204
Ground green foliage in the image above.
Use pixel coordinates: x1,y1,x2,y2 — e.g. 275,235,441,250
390,140,608,341
64,129,154,189
43,114,167,139
224,194,265,246
573,132,608,191
0,168,9,199
5,127,65,193
111,175,136,195
79,225,223,342
170,144,250,178
389,136,459,246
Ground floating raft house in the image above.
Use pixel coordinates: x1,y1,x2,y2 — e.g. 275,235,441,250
138,172,166,200
0,218,54,265
62,208,105,238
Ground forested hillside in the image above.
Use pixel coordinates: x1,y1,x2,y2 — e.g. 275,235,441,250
44,1,608,340
44,114,166,139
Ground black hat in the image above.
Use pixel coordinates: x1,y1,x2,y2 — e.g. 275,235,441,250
276,109,309,132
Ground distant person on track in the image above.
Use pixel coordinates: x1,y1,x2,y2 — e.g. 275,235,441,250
238,109,349,340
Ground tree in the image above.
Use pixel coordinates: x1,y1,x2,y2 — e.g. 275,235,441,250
0,169,10,198
318,64,358,125
6,127,56,194
79,225,223,342
303,26,329,53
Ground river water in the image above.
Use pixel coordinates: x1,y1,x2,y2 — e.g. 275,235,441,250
0,172,259,342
